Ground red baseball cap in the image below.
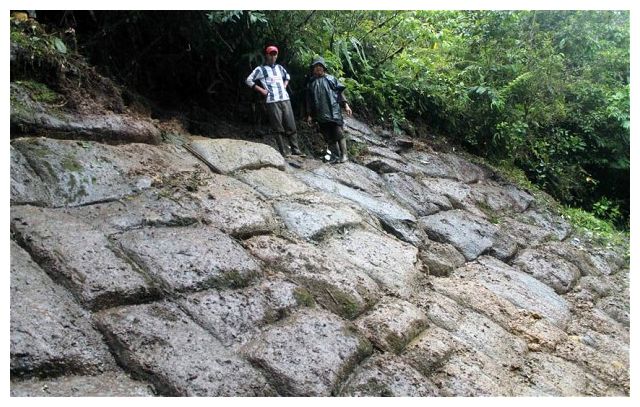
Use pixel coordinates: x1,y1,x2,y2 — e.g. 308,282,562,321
265,45,279,54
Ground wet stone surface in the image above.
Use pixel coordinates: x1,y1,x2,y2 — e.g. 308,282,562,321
419,209,499,261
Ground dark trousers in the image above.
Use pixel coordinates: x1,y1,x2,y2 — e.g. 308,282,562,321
266,100,300,154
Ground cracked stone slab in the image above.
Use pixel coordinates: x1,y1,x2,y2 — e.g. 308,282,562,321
512,248,582,294
241,308,372,396
310,160,388,196
360,146,424,175
468,180,533,213
419,289,527,371
540,241,616,277
516,206,572,240
419,209,499,261
244,235,380,319
63,188,201,235
401,151,489,183
338,353,439,396
235,167,310,198
425,274,568,353
10,372,155,396
454,256,572,329
95,301,275,396
322,228,423,298
116,225,261,293
354,298,428,354
382,172,452,216
11,205,160,310
189,173,277,236
295,171,415,224
274,192,365,240
10,241,117,378
495,216,557,249
187,138,285,174
10,137,200,207
439,153,490,183
343,116,386,146
179,278,305,349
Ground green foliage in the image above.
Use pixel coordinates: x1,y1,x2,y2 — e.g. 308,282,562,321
560,206,628,250
15,80,60,104
64,10,628,227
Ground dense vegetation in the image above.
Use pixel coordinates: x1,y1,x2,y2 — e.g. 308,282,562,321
31,10,630,228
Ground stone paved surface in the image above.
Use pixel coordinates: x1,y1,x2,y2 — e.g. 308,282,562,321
10,133,629,396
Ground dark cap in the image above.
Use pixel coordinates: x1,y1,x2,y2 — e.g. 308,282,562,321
310,57,327,69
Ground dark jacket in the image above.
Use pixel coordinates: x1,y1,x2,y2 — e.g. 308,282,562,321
305,74,347,125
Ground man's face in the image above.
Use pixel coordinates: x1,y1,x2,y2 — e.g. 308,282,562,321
266,52,278,64
313,64,325,77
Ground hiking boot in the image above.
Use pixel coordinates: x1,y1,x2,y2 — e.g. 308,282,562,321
291,149,306,157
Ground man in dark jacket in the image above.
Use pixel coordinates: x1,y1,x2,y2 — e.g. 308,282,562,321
305,57,352,163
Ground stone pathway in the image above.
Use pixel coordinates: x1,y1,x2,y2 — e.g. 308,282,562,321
10,128,629,396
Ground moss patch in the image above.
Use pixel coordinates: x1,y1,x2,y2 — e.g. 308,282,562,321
293,287,316,307
61,154,82,172
16,80,60,104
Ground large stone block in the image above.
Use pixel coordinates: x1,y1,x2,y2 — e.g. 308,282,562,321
116,225,261,293
11,205,160,310
338,353,439,396
179,278,304,348
190,174,277,236
512,248,582,294
354,297,429,354
322,228,422,298
187,138,285,174
10,241,116,377
419,209,499,261
311,160,388,196
274,192,364,240
454,256,572,329
95,301,275,396
244,235,380,319
10,137,199,207
241,308,372,396
382,172,452,216
235,167,310,198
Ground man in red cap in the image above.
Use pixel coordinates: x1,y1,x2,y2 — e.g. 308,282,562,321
246,45,304,157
